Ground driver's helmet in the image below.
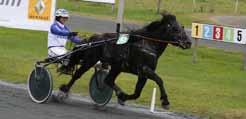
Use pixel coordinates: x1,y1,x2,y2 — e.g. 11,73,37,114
55,9,69,18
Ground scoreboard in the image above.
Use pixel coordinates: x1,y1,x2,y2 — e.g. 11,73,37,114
191,23,246,44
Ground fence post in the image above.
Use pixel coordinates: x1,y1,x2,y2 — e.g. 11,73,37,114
244,46,246,70
192,0,196,12
111,4,115,13
235,0,239,13
117,0,125,32
192,38,199,63
157,0,162,14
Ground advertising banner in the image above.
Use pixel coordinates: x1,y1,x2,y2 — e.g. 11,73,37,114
0,0,56,31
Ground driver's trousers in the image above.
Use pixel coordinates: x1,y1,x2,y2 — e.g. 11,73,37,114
48,46,67,58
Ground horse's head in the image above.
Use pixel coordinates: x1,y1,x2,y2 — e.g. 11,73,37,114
145,12,192,49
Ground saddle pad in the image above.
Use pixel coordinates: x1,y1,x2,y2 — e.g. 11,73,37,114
116,34,130,45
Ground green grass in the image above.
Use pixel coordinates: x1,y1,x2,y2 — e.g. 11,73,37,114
57,0,246,26
0,27,246,119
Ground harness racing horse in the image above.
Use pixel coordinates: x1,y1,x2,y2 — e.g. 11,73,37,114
58,13,192,109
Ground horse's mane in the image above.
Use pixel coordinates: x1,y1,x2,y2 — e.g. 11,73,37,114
129,12,176,35
86,12,176,43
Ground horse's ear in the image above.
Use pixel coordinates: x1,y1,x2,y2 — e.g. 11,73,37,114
160,11,169,18
160,11,176,23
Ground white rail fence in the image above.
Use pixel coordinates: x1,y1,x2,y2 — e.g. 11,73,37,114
82,0,115,12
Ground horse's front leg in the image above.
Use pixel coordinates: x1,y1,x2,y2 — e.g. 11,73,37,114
142,65,170,109
103,66,127,105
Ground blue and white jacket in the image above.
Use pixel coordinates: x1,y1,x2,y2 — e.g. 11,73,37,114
48,21,81,48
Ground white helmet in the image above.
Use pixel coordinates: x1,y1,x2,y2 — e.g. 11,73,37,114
55,9,69,18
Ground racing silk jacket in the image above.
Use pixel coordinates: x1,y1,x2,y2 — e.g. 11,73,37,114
48,21,81,48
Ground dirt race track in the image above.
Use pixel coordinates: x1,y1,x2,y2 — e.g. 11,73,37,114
0,81,199,119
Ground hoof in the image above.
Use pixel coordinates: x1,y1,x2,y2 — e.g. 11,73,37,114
59,84,69,93
162,104,170,110
116,92,126,106
52,90,69,103
161,98,170,110
117,98,125,106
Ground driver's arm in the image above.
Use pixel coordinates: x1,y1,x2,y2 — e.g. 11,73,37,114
50,24,70,36
70,36,82,44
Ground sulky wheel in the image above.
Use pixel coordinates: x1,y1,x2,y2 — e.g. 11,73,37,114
27,66,53,103
89,68,113,106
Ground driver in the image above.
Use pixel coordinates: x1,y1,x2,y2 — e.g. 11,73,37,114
48,9,82,73
48,8,81,57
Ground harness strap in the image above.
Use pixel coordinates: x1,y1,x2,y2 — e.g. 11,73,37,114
110,33,178,44
132,35,178,44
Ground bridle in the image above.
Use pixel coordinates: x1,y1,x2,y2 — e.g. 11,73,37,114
131,23,187,45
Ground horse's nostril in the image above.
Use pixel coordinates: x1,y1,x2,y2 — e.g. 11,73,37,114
188,42,192,45
185,41,192,48
188,42,192,47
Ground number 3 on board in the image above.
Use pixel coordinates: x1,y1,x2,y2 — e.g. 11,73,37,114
192,23,203,38
213,26,223,40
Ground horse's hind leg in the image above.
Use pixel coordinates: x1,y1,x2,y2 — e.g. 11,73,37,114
58,62,94,96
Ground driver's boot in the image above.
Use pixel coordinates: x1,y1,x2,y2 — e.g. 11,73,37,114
57,59,74,75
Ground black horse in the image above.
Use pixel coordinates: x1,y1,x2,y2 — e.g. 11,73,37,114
58,13,192,109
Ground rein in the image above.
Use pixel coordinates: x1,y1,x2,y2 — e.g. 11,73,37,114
110,32,179,44
132,34,178,44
